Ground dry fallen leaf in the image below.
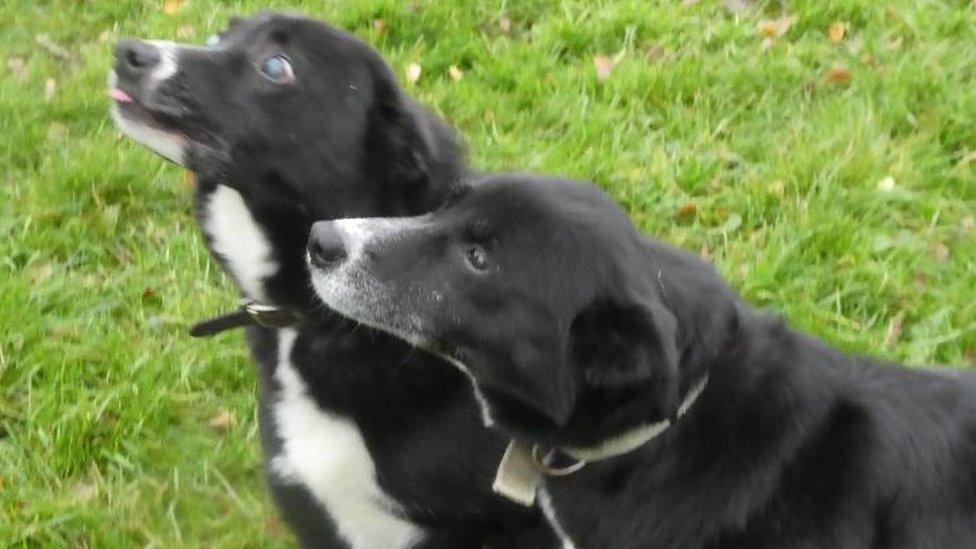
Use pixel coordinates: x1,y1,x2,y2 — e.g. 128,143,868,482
593,54,614,81
47,122,67,141
184,170,196,188
373,19,388,35
405,63,422,84
722,0,754,15
645,44,666,61
177,25,196,40
70,481,97,504
877,175,896,192
163,0,184,16
675,203,698,219
28,263,54,284
498,16,512,34
35,34,72,62
884,310,905,347
824,64,852,85
932,242,950,262
208,410,237,431
828,21,846,44
757,16,794,39
912,271,927,289
448,65,463,81
965,347,976,367
7,56,27,80
44,78,56,102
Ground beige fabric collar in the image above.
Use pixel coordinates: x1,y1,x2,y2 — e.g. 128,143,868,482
492,375,709,506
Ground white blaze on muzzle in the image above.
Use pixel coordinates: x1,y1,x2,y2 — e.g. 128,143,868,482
109,40,186,165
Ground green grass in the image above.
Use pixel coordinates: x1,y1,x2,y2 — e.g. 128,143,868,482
2,0,974,545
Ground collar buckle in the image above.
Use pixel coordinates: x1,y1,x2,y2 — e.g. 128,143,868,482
241,299,301,329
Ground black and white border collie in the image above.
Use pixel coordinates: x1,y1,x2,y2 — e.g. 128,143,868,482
307,173,976,548
109,12,556,548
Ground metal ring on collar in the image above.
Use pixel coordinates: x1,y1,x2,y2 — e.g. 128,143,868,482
531,444,587,476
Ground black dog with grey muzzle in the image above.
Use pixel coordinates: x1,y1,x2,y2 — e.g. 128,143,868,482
307,173,976,548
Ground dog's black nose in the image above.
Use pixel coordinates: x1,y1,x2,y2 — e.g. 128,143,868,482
308,222,347,269
114,39,161,79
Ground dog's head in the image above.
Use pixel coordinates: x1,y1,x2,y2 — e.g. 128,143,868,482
307,174,738,445
110,12,462,306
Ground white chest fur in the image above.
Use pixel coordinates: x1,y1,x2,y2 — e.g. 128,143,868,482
270,328,422,548
204,185,279,301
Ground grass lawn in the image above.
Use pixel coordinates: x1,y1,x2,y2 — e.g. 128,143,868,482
2,0,974,545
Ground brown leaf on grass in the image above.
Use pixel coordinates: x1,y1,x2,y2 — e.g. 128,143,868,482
913,271,927,289
498,16,512,34
884,310,905,347
877,175,895,192
373,19,388,35
44,78,57,102
824,64,852,85
163,0,184,16
28,263,54,284
722,0,754,15
183,170,197,188
675,203,698,219
7,56,27,80
176,25,197,40
757,17,794,39
46,122,67,141
405,63,422,84
208,410,237,432
965,348,976,367
70,481,98,504
266,515,286,538
35,34,72,62
699,246,712,262
828,22,846,44
932,242,950,262
593,55,614,81
645,44,666,61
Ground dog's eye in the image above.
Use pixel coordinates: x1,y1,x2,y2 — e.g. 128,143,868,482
259,55,295,84
465,245,490,272
205,34,221,46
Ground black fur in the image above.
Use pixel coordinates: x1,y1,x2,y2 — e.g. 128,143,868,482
112,13,556,548
307,173,976,548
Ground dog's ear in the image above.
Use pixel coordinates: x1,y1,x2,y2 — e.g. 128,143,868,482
569,300,681,418
372,74,457,187
472,336,578,429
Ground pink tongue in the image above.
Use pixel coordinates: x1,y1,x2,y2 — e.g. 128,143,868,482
109,87,133,103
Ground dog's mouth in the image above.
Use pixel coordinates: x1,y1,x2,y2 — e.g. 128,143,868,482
108,69,219,166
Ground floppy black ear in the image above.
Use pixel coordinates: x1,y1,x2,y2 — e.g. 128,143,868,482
473,337,578,429
570,301,681,418
372,76,449,183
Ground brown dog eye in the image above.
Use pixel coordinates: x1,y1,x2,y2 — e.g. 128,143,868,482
259,55,294,83
465,245,490,272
